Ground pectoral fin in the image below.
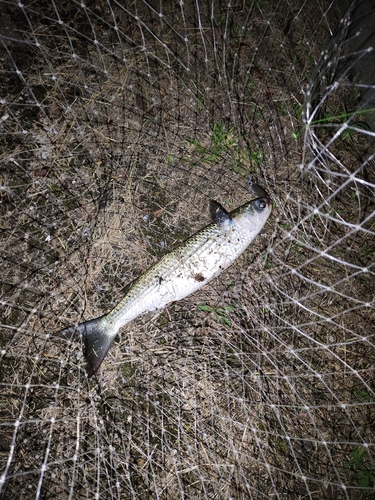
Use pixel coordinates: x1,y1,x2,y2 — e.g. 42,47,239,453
209,200,232,224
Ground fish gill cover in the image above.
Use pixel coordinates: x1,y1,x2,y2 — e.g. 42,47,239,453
0,0,374,499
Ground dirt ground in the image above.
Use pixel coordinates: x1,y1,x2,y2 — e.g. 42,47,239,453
0,1,374,498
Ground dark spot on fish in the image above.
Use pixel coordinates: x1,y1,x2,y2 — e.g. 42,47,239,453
157,276,163,284
194,273,205,282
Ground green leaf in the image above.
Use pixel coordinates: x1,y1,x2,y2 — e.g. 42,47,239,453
198,304,212,312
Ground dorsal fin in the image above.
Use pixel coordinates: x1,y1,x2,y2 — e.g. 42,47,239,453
209,200,232,224
246,176,269,198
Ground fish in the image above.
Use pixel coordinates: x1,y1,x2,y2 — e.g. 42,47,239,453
53,180,272,377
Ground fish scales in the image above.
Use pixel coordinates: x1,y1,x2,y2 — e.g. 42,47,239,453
109,224,245,328
53,187,272,377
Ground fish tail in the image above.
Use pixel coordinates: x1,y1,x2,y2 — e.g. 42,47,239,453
53,315,118,377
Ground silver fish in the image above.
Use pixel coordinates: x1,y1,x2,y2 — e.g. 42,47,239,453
53,182,272,377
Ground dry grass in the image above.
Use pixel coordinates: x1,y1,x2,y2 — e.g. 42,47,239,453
0,0,375,499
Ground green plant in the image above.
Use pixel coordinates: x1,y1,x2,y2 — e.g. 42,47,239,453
262,252,275,270
342,445,375,487
277,222,291,230
186,122,263,174
214,14,241,41
292,105,375,140
244,75,258,92
353,388,375,403
291,234,307,253
335,105,372,143
198,303,235,326
359,241,374,260
190,81,206,110
291,100,303,121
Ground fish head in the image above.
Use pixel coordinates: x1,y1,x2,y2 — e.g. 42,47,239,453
233,196,272,235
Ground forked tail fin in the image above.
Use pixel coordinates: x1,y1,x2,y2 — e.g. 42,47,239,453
53,316,118,377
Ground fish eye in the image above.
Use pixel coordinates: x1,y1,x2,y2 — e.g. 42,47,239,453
255,198,267,210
